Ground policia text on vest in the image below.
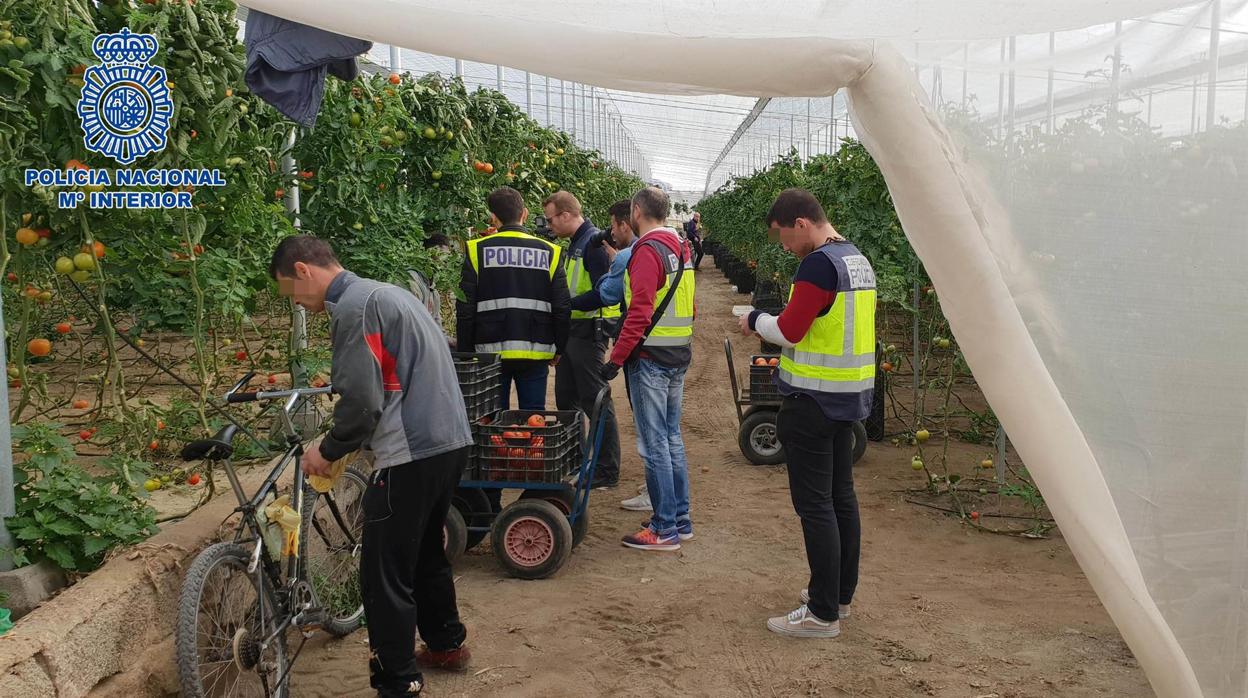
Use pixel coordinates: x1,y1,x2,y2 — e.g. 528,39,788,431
456,226,571,362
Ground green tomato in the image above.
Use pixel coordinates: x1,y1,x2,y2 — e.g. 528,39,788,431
444,130,454,140
422,127,436,139
431,171,443,181
73,252,96,271
237,103,249,115
70,270,91,283
353,222,364,231
350,113,363,128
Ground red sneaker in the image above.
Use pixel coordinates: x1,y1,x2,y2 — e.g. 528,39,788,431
621,528,680,551
415,645,472,672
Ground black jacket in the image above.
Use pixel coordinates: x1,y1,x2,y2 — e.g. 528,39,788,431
456,225,571,358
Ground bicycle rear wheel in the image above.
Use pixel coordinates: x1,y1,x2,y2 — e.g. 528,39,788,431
302,467,367,636
176,542,289,698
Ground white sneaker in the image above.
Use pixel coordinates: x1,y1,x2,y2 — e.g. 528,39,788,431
799,589,851,619
766,605,841,638
621,492,652,511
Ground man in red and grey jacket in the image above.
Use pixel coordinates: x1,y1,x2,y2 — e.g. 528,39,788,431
599,187,697,551
270,235,472,697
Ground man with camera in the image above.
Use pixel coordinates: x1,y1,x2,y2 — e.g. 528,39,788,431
543,190,622,489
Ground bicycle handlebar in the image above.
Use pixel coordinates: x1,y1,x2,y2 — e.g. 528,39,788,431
224,370,333,405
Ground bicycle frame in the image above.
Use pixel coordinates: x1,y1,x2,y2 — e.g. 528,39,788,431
216,374,358,638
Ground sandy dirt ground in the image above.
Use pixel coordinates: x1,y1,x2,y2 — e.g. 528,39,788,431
288,258,1151,698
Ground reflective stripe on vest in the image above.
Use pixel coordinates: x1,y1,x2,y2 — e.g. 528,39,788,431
569,243,622,321
474,340,558,360
624,239,695,348
477,297,552,313
777,245,875,395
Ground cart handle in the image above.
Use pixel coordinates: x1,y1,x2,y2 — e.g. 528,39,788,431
724,338,743,423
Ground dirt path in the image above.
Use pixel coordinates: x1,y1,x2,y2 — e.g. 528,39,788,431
291,259,1150,698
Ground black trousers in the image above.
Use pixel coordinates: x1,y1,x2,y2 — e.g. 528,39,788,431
555,323,621,482
690,237,704,270
361,447,469,694
775,395,861,623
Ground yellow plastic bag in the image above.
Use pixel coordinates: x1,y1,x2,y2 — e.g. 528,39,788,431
308,450,355,494
263,494,302,558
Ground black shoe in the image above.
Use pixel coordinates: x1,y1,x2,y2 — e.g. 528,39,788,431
590,476,619,490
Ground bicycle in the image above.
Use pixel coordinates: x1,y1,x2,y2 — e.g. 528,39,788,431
175,371,368,697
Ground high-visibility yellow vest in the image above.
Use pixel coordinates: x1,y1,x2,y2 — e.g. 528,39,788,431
568,236,622,321
466,229,563,360
777,242,876,397
623,236,695,352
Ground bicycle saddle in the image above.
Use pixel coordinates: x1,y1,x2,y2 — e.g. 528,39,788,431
180,424,240,462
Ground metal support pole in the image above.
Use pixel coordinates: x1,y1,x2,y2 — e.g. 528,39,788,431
1207,0,1222,129
996,39,1006,137
1046,33,1055,133
805,98,812,158
0,291,15,571
911,272,921,419
1007,36,1017,138
961,44,969,108
454,58,463,78
545,75,551,126
788,114,795,150
524,71,531,114
281,127,308,387
389,45,401,73
1244,65,1248,122
1192,77,1200,133
1111,21,1123,127
496,64,503,91
570,82,577,139
560,79,566,130
830,94,836,152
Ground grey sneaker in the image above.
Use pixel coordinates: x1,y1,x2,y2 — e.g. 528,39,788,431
621,491,652,511
766,605,840,638
798,589,851,619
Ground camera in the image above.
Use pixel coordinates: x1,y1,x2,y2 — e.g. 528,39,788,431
588,228,617,250
533,215,554,239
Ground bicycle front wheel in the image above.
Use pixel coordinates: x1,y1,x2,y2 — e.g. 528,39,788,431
302,466,367,636
176,542,289,698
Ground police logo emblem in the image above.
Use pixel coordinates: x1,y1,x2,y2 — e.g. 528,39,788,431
76,28,173,165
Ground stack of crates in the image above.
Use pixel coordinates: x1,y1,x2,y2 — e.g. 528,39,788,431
472,409,583,484
452,352,502,423
748,354,782,402
452,352,501,479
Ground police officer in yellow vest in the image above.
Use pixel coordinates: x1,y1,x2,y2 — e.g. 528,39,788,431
543,191,622,488
458,187,570,411
739,188,875,639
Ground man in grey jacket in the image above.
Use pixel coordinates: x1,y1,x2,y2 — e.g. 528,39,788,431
270,235,473,697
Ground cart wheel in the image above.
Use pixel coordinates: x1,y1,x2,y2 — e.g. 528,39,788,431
851,421,868,465
454,486,495,551
444,506,467,563
520,489,588,548
739,410,785,465
491,499,573,579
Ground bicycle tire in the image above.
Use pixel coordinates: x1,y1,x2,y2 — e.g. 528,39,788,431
176,542,289,698
301,467,367,637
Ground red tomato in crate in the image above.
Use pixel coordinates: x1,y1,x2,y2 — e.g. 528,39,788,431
508,447,527,480
526,414,546,428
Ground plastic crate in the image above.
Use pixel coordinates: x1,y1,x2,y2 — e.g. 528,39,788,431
451,352,502,423
471,409,583,483
748,355,782,403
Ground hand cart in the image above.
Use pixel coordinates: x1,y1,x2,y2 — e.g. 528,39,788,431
444,385,610,580
725,338,867,466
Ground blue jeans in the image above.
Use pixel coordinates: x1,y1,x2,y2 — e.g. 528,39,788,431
500,360,548,411
626,358,690,537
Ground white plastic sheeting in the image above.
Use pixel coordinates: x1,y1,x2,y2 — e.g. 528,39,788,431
241,1,1248,695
